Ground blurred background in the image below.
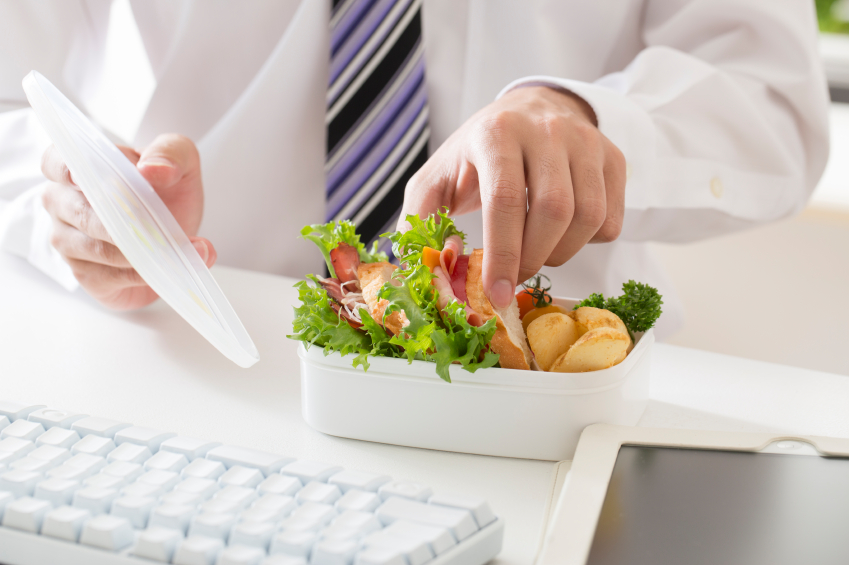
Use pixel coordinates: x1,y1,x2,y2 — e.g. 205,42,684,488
86,0,849,375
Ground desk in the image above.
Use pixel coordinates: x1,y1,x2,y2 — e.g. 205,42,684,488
2,253,848,564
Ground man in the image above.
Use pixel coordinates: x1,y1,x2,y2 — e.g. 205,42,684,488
0,0,829,337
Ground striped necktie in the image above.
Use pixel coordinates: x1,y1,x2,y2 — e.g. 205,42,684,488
326,0,430,251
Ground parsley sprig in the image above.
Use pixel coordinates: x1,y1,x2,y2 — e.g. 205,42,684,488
575,280,663,334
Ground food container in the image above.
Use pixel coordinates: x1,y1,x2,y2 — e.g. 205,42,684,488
299,298,652,461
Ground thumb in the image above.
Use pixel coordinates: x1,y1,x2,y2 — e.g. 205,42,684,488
137,134,200,194
190,236,217,268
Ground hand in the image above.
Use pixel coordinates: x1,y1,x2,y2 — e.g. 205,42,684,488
400,86,626,308
40,134,217,310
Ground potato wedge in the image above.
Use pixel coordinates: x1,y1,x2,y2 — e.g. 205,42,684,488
572,307,629,337
527,313,582,371
550,327,630,373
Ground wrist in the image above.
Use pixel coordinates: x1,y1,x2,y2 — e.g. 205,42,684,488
544,86,598,127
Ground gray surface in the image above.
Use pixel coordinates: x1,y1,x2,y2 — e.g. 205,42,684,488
587,446,849,565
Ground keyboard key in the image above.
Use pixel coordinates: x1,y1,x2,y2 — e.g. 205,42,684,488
380,520,456,556
354,546,406,565
269,530,316,558
0,420,45,441
296,482,341,505
1,496,51,532
206,446,292,477
311,539,358,565
263,556,307,565
362,529,433,565
174,477,220,500
188,512,237,540
375,498,478,541
10,456,55,473
111,495,156,528
0,469,42,497
47,453,106,480
257,474,302,497
102,460,143,482
131,526,184,562
229,520,276,549
122,480,165,498
114,426,176,452
242,494,297,522
335,490,380,513
182,458,226,480
219,465,264,488
71,417,131,439
36,427,80,449
160,436,221,461
320,511,381,541
214,485,258,509
281,461,342,484
0,402,45,422
0,437,35,460
83,472,126,490
172,535,225,565
71,435,116,456
218,545,266,565
34,477,79,506
145,450,189,472
138,469,180,492
41,505,91,542
149,503,196,534
0,416,8,432
0,491,12,519
378,481,432,502
72,486,119,515
80,514,135,551
428,493,497,528
27,408,87,429
107,442,152,464
200,498,241,515
161,490,204,507
26,445,71,466
279,502,337,532
328,471,390,494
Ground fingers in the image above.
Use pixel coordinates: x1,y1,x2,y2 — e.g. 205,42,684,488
475,112,527,309
42,183,113,243
64,256,159,310
137,133,201,193
49,220,131,268
589,138,626,244
41,145,75,187
518,117,574,283
190,237,218,268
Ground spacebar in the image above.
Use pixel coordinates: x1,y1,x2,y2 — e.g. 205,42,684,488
0,527,143,565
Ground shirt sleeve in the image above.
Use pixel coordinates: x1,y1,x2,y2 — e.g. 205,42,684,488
0,0,112,287
498,0,830,243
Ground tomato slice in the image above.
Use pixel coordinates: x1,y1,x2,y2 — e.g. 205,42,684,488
522,304,569,333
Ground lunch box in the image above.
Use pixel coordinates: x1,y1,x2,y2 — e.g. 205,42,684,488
299,297,652,461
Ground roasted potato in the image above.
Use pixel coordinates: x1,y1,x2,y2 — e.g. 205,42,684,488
572,307,629,337
527,313,582,371
550,327,630,373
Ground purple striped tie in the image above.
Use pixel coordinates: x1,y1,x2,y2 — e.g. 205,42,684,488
326,0,430,250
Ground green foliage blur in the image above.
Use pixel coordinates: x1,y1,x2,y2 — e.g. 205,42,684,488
818,0,849,34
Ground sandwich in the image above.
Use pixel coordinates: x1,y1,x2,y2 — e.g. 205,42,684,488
289,210,531,381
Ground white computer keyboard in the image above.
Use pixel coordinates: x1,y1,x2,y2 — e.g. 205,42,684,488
0,402,503,565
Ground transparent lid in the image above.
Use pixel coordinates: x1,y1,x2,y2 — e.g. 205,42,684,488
23,71,259,368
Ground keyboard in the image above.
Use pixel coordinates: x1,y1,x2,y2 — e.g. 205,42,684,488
0,401,503,565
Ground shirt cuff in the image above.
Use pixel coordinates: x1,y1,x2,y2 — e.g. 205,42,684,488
497,75,657,211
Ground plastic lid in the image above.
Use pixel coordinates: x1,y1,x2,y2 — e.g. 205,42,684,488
23,71,259,368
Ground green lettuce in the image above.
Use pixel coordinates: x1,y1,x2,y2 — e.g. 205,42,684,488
383,208,465,269
301,220,387,278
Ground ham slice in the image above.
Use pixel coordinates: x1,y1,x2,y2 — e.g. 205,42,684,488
450,254,470,304
440,234,463,276
317,276,367,328
433,266,483,327
330,243,360,284
358,262,409,335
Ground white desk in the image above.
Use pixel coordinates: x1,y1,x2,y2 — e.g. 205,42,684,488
3,253,848,564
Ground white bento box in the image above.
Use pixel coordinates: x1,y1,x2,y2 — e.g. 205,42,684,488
299,297,652,461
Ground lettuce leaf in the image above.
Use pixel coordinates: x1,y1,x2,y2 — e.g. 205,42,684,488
301,220,388,278
429,301,499,382
383,209,465,270
379,263,438,362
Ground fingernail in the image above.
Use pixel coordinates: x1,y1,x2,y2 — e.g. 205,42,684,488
193,240,209,263
138,157,175,169
490,279,514,309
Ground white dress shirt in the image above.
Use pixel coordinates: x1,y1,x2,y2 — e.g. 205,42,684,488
0,0,829,338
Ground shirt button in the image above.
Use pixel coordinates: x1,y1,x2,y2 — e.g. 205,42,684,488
710,177,724,199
